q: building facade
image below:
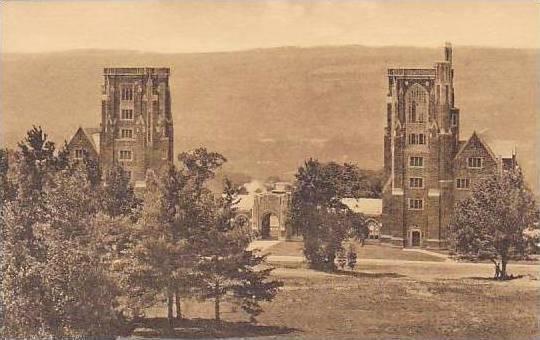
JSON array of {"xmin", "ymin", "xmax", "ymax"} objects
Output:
[
  {"xmin": 68, "ymin": 67, "xmax": 174, "ymax": 187},
  {"xmin": 381, "ymin": 43, "xmax": 516, "ymax": 249}
]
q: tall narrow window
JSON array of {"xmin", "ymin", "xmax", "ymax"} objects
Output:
[
  {"xmin": 408, "ymin": 199, "xmax": 424, "ymax": 210},
  {"xmin": 74, "ymin": 149, "xmax": 84, "ymax": 160},
  {"xmin": 409, "ymin": 156, "xmax": 424, "ymax": 167},
  {"xmin": 121, "ymin": 109, "xmax": 133, "ymax": 120},
  {"xmin": 409, "ymin": 177, "xmax": 424, "ymax": 188},
  {"xmin": 121, "ymin": 86, "xmax": 133, "ymax": 101},
  {"xmin": 409, "ymin": 101, "xmax": 417, "ymax": 122},
  {"xmin": 405, "ymin": 84, "xmax": 428, "ymax": 123}
]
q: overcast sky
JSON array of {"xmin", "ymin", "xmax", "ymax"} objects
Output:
[{"xmin": 1, "ymin": 0, "xmax": 539, "ymax": 53}]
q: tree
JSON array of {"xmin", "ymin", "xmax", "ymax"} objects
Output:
[
  {"xmin": 289, "ymin": 159, "xmax": 361, "ymax": 271},
  {"xmin": 196, "ymin": 179, "xmax": 282, "ymax": 322},
  {"xmin": 3, "ymin": 166, "xmax": 125, "ymax": 337},
  {"xmin": 101, "ymin": 164, "xmax": 141, "ymax": 219},
  {"xmin": 122, "ymin": 167, "xmax": 191, "ymax": 327},
  {"xmin": 449, "ymin": 168, "xmax": 540, "ymax": 280}
]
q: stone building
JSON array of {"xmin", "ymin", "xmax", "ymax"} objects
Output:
[
  {"xmin": 68, "ymin": 68, "xmax": 173, "ymax": 187},
  {"xmin": 252, "ymin": 182, "xmax": 293, "ymax": 239},
  {"xmin": 381, "ymin": 43, "xmax": 516, "ymax": 249}
]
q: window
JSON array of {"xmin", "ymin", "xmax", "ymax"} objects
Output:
[
  {"xmin": 456, "ymin": 178, "xmax": 470, "ymax": 189},
  {"xmin": 409, "ymin": 199, "xmax": 423, "ymax": 210},
  {"xmin": 408, "ymin": 101, "xmax": 417, "ymax": 123},
  {"xmin": 406, "ymin": 84, "xmax": 427, "ymax": 123},
  {"xmin": 121, "ymin": 109, "xmax": 133, "ymax": 120},
  {"xmin": 451, "ymin": 113, "xmax": 458, "ymax": 126},
  {"xmin": 408, "ymin": 133, "xmax": 426, "ymax": 145},
  {"xmin": 119, "ymin": 150, "xmax": 132, "ymax": 161},
  {"xmin": 121, "ymin": 86, "xmax": 133, "ymax": 101},
  {"xmin": 467, "ymin": 157, "xmax": 483, "ymax": 169},
  {"xmin": 409, "ymin": 177, "xmax": 424, "ymax": 188},
  {"xmin": 74, "ymin": 149, "xmax": 84, "ymax": 160},
  {"xmin": 409, "ymin": 156, "xmax": 424, "ymax": 167},
  {"xmin": 121, "ymin": 129, "xmax": 133, "ymax": 139}
]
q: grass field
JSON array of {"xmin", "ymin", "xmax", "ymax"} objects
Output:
[
  {"xmin": 265, "ymin": 240, "xmax": 448, "ymax": 262},
  {"xmin": 138, "ymin": 258, "xmax": 539, "ymax": 339}
]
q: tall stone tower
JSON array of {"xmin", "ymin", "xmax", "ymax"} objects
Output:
[
  {"xmin": 381, "ymin": 43, "xmax": 460, "ymax": 248},
  {"xmin": 100, "ymin": 68, "xmax": 173, "ymax": 186}
]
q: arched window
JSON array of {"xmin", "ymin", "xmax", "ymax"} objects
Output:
[{"xmin": 405, "ymin": 84, "xmax": 428, "ymax": 123}]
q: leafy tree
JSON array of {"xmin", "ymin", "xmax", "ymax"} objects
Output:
[
  {"xmin": 196, "ymin": 179, "xmax": 282, "ymax": 322},
  {"xmin": 449, "ymin": 168, "xmax": 539, "ymax": 280},
  {"xmin": 0, "ymin": 149, "xmax": 16, "ymax": 205},
  {"xmin": 3, "ymin": 166, "xmax": 125, "ymax": 337},
  {"xmin": 289, "ymin": 159, "xmax": 362, "ymax": 271},
  {"xmin": 101, "ymin": 164, "xmax": 141, "ymax": 219}
]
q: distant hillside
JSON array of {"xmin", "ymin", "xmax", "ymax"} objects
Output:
[{"xmin": 1, "ymin": 45, "xmax": 537, "ymax": 189}]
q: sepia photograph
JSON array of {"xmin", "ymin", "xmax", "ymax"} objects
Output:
[{"xmin": 0, "ymin": 0, "xmax": 539, "ymax": 339}]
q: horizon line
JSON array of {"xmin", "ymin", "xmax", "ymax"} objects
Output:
[{"xmin": 2, "ymin": 42, "xmax": 539, "ymax": 56}]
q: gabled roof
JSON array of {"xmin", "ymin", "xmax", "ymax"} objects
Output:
[
  {"xmin": 69, "ymin": 127, "xmax": 101, "ymax": 155},
  {"xmin": 454, "ymin": 131, "xmax": 497, "ymax": 163}
]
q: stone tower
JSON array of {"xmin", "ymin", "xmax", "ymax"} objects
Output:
[
  {"xmin": 100, "ymin": 68, "xmax": 173, "ymax": 186},
  {"xmin": 381, "ymin": 43, "xmax": 460, "ymax": 248}
]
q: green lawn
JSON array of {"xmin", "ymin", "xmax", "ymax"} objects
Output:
[{"xmin": 265, "ymin": 240, "xmax": 447, "ymax": 262}]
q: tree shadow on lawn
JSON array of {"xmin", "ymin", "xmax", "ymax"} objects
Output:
[
  {"xmin": 131, "ymin": 317, "xmax": 300, "ymax": 338},
  {"xmin": 332, "ymin": 269, "xmax": 405, "ymax": 279},
  {"xmin": 463, "ymin": 274, "xmax": 526, "ymax": 282}
]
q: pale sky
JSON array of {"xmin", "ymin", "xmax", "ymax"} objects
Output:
[{"xmin": 1, "ymin": 0, "xmax": 539, "ymax": 53}]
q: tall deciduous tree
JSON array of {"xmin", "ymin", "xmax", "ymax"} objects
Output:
[
  {"xmin": 449, "ymin": 168, "xmax": 539, "ymax": 280},
  {"xmin": 289, "ymin": 159, "xmax": 365, "ymax": 271}
]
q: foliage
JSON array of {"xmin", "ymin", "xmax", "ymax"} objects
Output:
[
  {"xmin": 289, "ymin": 159, "xmax": 367, "ymax": 271},
  {"xmin": 101, "ymin": 164, "xmax": 141, "ymax": 219},
  {"xmin": 346, "ymin": 244, "xmax": 357, "ymax": 270},
  {"xmin": 336, "ymin": 249, "xmax": 347, "ymax": 270},
  {"xmin": 2, "ymin": 166, "xmax": 125, "ymax": 337},
  {"xmin": 449, "ymin": 168, "xmax": 539, "ymax": 279},
  {"xmin": 196, "ymin": 179, "xmax": 282, "ymax": 322}
]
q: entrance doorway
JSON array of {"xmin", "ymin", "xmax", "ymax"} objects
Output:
[
  {"xmin": 411, "ymin": 230, "xmax": 421, "ymax": 247},
  {"xmin": 261, "ymin": 213, "xmax": 280, "ymax": 239}
]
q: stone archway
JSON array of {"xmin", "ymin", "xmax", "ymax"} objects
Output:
[
  {"xmin": 252, "ymin": 190, "xmax": 291, "ymax": 240},
  {"xmin": 261, "ymin": 211, "xmax": 280, "ymax": 239}
]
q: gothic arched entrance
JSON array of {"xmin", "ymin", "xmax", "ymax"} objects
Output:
[{"xmin": 261, "ymin": 212, "xmax": 280, "ymax": 239}]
